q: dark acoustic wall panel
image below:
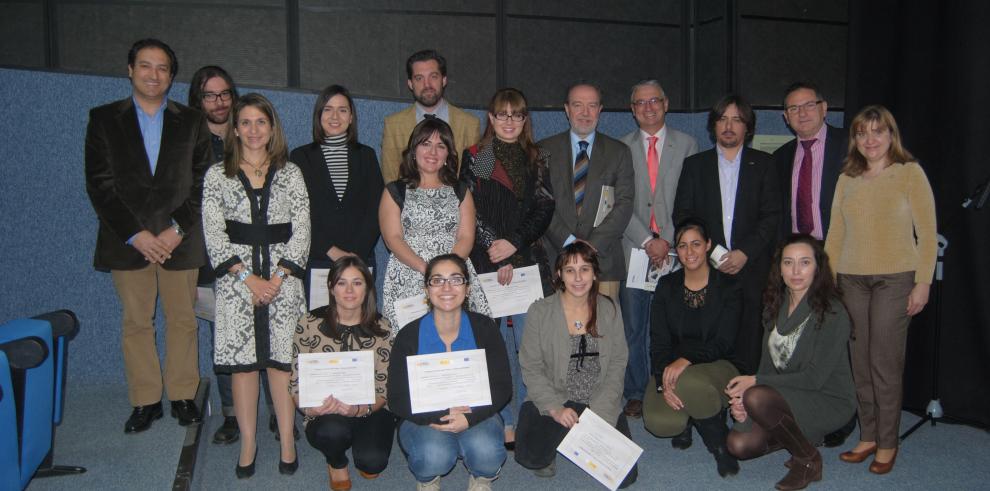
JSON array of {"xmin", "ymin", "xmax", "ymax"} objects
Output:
[
  {"xmin": 738, "ymin": 0, "xmax": 847, "ymax": 22},
  {"xmin": 507, "ymin": 0, "xmax": 680, "ymax": 24},
  {"xmin": 737, "ymin": 17, "xmax": 846, "ymax": 107},
  {"xmin": 506, "ymin": 17, "xmax": 681, "ymax": 110},
  {"xmin": 55, "ymin": 2, "xmax": 288, "ymax": 88},
  {"xmin": 0, "ymin": 1, "xmax": 45, "ymax": 68},
  {"xmin": 694, "ymin": 19, "xmax": 727, "ymax": 110},
  {"xmin": 298, "ymin": 6, "xmax": 496, "ymax": 106}
]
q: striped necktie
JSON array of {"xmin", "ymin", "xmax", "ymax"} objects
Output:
[{"xmin": 574, "ymin": 140, "xmax": 589, "ymax": 214}]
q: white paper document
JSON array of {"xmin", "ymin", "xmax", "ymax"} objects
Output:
[
  {"xmin": 626, "ymin": 248, "xmax": 681, "ymax": 292},
  {"xmin": 393, "ymin": 293, "xmax": 429, "ymax": 330},
  {"xmin": 557, "ymin": 408, "xmax": 644, "ymax": 491},
  {"xmin": 308, "ymin": 268, "xmax": 331, "ymax": 310},
  {"xmin": 297, "ymin": 351, "xmax": 376, "ymax": 407},
  {"xmin": 593, "ymin": 185, "xmax": 615, "ymax": 227},
  {"xmin": 709, "ymin": 244, "xmax": 730, "ymax": 268},
  {"xmin": 406, "ymin": 349, "xmax": 492, "ymax": 414},
  {"xmin": 477, "ymin": 265, "xmax": 545, "ymax": 318},
  {"xmin": 194, "ymin": 286, "xmax": 215, "ymax": 322}
]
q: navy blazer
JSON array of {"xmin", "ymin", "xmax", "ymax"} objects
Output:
[{"xmin": 772, "ymin": 124, "xmax": 848, "ymax": 240}]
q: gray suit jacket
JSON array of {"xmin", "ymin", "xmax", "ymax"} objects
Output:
[
  {"xmin": 538, "ymin": 130, "xmax": 635, "ymax": 281},
  {"xmin": 620, "ymin": 127, "xmax": 698, "ymax": 267},
  {"xmin": 520, "ymin": 293, "xmax": 629, "ymax": 426}
]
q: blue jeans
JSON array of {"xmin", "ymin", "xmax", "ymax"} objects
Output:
[
  {"xmin": 398, "ymin": 416, "xmax": 506, "ymax": 482},
  {"xmin": 373, "ymin": 237, "xmax": 389, "ymax": 312},
  {"xmin": 498, "ymin": 314, "xmax": 527, "ymax": 428},
  {"xmin": 619, "ymin": 283, "xmax": 653, "ymax": 401}
]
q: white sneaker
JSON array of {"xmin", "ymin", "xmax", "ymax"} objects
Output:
[
  {"xmin": 417, "ymin": 476, "xmax": 441, "ymax": 491},
  {"xmin": 467, "ymin": 474, "xmax": 495, "ymax": 491}
]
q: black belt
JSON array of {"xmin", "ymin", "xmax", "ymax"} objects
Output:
[{"xmin": 225, "ymin": 220, "xmax": 292, "ymax": 246}]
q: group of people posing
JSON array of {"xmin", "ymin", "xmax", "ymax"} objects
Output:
[{"xmin": 84, "ymin": 39, "xmax": 936, "ymax": 491}]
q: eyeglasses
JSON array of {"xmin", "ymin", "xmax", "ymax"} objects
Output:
[
  {"xmin": 493, "ymin": 112, "xmax": 526, "ymax": 122},
  {"xmin": 632, "ymin": 97, "xmax": 665, "ymax": 108},
  {"xmin": 427, "ymin": 275, "xmax": 468, "ymax": 287},
  {"xmin": 785, "ymin": 100, "xmax": 822, "ymax": 114},
  {"xmin": 202, "ymin": 90, "xmax": 233, "ymax": 103}
]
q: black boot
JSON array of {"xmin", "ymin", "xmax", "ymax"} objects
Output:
[
  {"xmin": 671, "ymin": 418, "xmax": 693, "ymax": 450},
  {"xmin": 766, "ymin": 413, "xmax": 822, "ymax": 491},
  {"xmin": 695, "ymin": 409, "xmax": 739, "ymax": 478},
  {"xmin": 823, "ymin": 413, "xmax": 857, "ymax": 448}
]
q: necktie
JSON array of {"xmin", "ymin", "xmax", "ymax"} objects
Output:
[
  {"xmin": 647, "ymin": 136, "xmax": 660, "ymax": 233},
  {"xmin": 796, "ymin": 139, "xmax": 817, "ymax": 235},
  {"xmin": 574, "ymin": 140, "xmax": 589, "ymax": 214}
]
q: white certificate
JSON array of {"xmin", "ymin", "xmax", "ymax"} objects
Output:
[
  {"xmin": 593, "ymin": 185, "xmax": 615, "ymax": 227},
  {"xmin": 406, "ymin": 349, "xmax": 492, "ymax": 414},
  {"xmin": 477, "ymin": 265, "xmax": 544, "ymax": 318},
  {"xmin": 394, "ymin": 293, "xmax": 429, "ymax": 330},
  {"xmin": 626, "ymin": 248, "xmax": 681, "ymax": 292},
  {"xmin": 297, "ymin": 351, "xmax": 376, "ymax": 407},
  {"xmin": 557, "ymin": 408, "xmax": 644, "ymax": 491},
  {"xmin": 194, "ymin": 286, "xmax": 215, "ymax": 322},
  {"xmin": 308, "ymin": 268, "xmax": 331, "ymax": 310}
]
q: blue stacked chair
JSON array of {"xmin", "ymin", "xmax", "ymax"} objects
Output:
[
  {"xmin": 0, "ymin": 310, "xmax": 84, "ymax": 490},
  {"xmin": 0, "ymin": 334, "xmax": 51, "ymax": 491}
]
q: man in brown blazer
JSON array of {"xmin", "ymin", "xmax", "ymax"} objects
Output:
[
  {"xmin": 379, "ymin": 49, "xmax": 480, "ymax": 183},
  {"xmin": 84, "ymin": 39, "xmax": 212, "ymax": 433}
]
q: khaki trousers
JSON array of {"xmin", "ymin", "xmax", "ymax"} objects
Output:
[
  {"xmin": 111, "ymin": 264, "xmax": 199, "ymax": 405},
  {"xmin": 839, "ymin": 271, "xmax": 915, "ymax": 448},
  {"xmin": 642, "ymin": 359, "xmax": 739, "ymax": 437}
]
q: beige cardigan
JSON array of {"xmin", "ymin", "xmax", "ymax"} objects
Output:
[{"xmin": 519, "ymin": 292, "xmax": 629, "ymax": 426}]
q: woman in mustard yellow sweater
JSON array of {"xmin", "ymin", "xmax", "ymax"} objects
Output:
[{"xmin": 824, "ymin": 105, "xmax": 936, "ymax": 475}]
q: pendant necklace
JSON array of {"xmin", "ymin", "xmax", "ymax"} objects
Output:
[{"xmin": 242, "ymin": 157, "xmax": 268, "ymax": 177}]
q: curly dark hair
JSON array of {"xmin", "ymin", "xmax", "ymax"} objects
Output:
[
  {"xmin": 762, "ymin": 234, "xmax": 843, "ymax": 329},
  {"xmin": 398, "ymin": 118, "xmax": 460, "ymax": 188}
]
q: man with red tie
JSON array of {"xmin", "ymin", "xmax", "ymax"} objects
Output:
[
  {"xmin": 618, "ymin": 80, "xmax": 698, "ymax": 419},
  {"xmin": 773, "ymin": 81, "xmax": 848, "ymax": 241}
]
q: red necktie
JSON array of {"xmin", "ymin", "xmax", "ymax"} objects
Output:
[
  {"xmin": 647, "ymin": 136, "xmax": 660, "ymax": 233},
  {"xmin": 796, "ymin": 139, "xmax": 817, "ymax": 235}
]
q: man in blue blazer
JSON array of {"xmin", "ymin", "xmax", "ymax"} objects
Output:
[{"xmin": 673, "ymin": 95, "xmax": 781, "ymax": 376}]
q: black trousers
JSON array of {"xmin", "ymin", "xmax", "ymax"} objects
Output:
[
  {"xmin": 515, "ymin": 400, "xmax": 638, "ymax": 487},
  {"xmin": 304, "ymin": 409, "xmax": 396, "ymax": 472}
]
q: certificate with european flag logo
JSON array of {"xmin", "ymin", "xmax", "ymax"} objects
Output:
[
  {"xmin": 407, "ymin": 349, "xmax": 491, "ymax": 413},
  {"xmin": 298, "ymin": 351, "xmax": 375, "ymax": 407},
  {"xmin": 557, "ymin": 408, "xmax": 643, "ymax": 490}
]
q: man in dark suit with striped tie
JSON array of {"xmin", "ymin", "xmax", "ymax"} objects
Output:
[{"xmin": 539, "ymin": 82, "xmax": 635, "ymax": 298}]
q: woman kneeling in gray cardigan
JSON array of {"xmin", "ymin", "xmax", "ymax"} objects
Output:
[
  {"xmin": 725, "ymin": 235, "xmax": 856, "ymax": 491},
  {"xmin": 514, "ymin": 241, "xmax": 636, "ymax": 488}
]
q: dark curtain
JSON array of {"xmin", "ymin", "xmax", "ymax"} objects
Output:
[{"xmin": 846, "ymin": 1, "xmax": 990, "ymax": 427}]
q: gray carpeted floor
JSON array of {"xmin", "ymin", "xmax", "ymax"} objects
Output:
[{"xmin": 25, "ymin": 383, "xmax": 990, "ymax": 490}]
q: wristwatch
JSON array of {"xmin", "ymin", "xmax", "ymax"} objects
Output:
[
  {"xmin": 275, "ymin": 269, "xmax": 288, "ymax": 280},
  {"xmin": 237, "ymin": 268, "xmax": 251, "ymax": 282},
  {"xmin": 172, "ymin": 222, "xmax": 185, "ymax": 237}
]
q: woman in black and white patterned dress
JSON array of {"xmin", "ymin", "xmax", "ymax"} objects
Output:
[
  {"xmin": 378, "ymin": 118, "xmax": 491, "ymax": 336},
  {"xmin": 203, "ymin": 93, "xmax": 310, "ymax": 478}
]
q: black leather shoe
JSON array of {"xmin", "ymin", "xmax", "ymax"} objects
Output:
[
  {"xmin": 170, "ymin": 399, "xmax": 203, "ymax": 426},
  {"xmin": 271, "ymin": 414, "xmax": 300, "ymax": 441},
  {"xmin": 124, "ymin": 402, "xmax": 163, "ymax": 433},
  {"xmin": 235, "ymin": 448, "xmax": 257, "ymax": 479},
  {"xmin": 824, "ymin": 414, "xmax": 858, "ymax": 448},
  {"xmin": 672, "ymin": 419, "xmax": 694, "ymax": 450},
  {"xmin": 213, "ymin": 416, "xmax": 240, "ymax": 444}
]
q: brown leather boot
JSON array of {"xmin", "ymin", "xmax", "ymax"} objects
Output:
[{"xmin": 767, "ymin": 414, "xmax": 822, "ymax": 491}]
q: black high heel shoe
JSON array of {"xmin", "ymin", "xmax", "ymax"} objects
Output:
[
  {"xmin": 236, "ymin": 447, "xmax": 258, "ymax": 479},
  {"xmin": 279, "ymin": 445, "xmax": 299, "ymax": 475}
]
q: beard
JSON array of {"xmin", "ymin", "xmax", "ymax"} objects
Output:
[{"xmin": 414, "ymin": 88, "xmax": 443, "ymax": 108}]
